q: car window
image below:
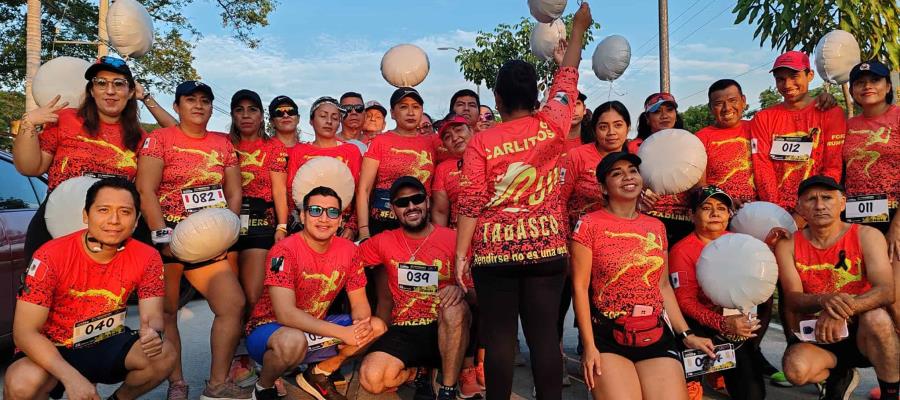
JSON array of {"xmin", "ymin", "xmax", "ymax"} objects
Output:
[
  {"xmin": 0, "ymin": 160, "xmax": 40, "ymax": 210},
  {"xmin": 30, "ymin": 177, "xmax": 48, "ymax": 203}
]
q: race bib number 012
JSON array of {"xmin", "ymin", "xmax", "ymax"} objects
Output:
[
  {"xmin": 682, "ymin": 343, "xmax": 736, "ymax": 378},
  {"xmin": 770, "ymin": 136, "xmax": 813, "ymax": 161},
  {"xmin": 181, "ymin": 184, "xmax": 226, "ymax": 214},
  {"xmin": 304, "ymin": 332, "xmax": 341, "ymax": 352},
  {"xmin": 845, "ymin": 194, "xmax": 889, "ymax": 223},
  {"xmin": 72, "ymin": 308, "xmax": 126, "ymax": 349},
  {"xmin": 398, "ymin": 263, "xmax": 438, "ymax": 293}
]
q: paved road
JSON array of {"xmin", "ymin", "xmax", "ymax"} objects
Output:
[{"xmin": 1, "ymin": 300, "xmax": 878, "ymax": 399}]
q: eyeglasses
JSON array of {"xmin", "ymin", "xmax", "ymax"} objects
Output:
[
  {"xmin": 273, "ymin": 107, "xmax": 298, "ymax": 118},
  {"xmin": 392, "ymin": 193, "xmax": 426, "ymax": 207},
  {"xmin": 91, "ymin": 77, "xmax": 130, "ymax": 91},
  {"xmin": 480, "ymin": 113, "xmax": 494, "ymax": 122},
  {"xmin": 306, "ymin": 205, "xmax": 341, "ymax": 219},
  {"xmin": 344, "ymin": 105, "xmax": 365, "ymax": 114}
]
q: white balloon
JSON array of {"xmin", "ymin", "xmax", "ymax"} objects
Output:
[
  {"xmin": 291, "ymin": 157, "xmax": 356, "ymax": 211},
  {"xmin": 32, "ymin": 57, "xmax": 91, "ymax": 108},
  {"xmin": 45, "ymin": 176, "xmax": 99, "ymax": 238},
  {"xmin": 107, "ymin": 0, "xmax": 155, "ymax": 57},
  {"xmin": 730, "ymin": 201, "xmax": 798, "ymax": 242},
  {"xmin": 530, "ymin": 20, "xmax": 567, "ymax": 61},
  {"xmin": 636, "ymin": 129, "xmax": 707, "ymax": 195},
  {"xmin": 696, "ymin": 233, "xmax": 778, "ymax": 312},
  {"xmin": 592, "ymin": 35, "xmax": 631, "ymax": 81},
  {"xmin": 170, "ymin": 208, "xmax": 240, "ymax": 264},
  {"xmin": 528, "ymin": 0, "xmax": 567, "ymax": 23},
  {"xmin": 814, "ymin": 30, "xmax": 861, "ymax": 85},
  {"xmin": 381, "ymin": 44, "xmax": 430, "ymax": 87}
]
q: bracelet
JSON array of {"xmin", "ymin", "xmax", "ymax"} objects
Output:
[{"xmin": 358, "ymin": 225, "xmax": 368, "ymax": 229}]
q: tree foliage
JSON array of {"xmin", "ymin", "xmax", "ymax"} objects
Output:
[
  {"xmin": 681, "ymin": 104, "xmax": 714, "ymax": 133},
  {"xmin": 0, "ymin": 90, "xmax": 24, "ymax": 151},
  {"xmin": 452, "ymin": 15, "xmax": 601, "ymax": 91},
  {"xmin": 1, "ymin": 0, "xmax": 276, "ymax": 91},
  {"xmin": 732, "ymin": 0, "xmax": 900, "ymax": 67}
]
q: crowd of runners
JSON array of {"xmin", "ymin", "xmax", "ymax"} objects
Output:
[{"xmin": 3, "ymin": 3, "xmax": 899, "ymax": 400}]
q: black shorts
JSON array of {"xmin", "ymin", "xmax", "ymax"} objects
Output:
[
  {"xmin": 368, "ymin": 322, "xmax": 441, "ymax": 368},
  {"xmin": 161, "ymin": 243, "xmax": 237, "ymax": 271},
  {"xmin": 788, "ymin": 322, "xmax": 872, "ymax": 369},
  {"xmin": 234, "ymin": 234, "xmax": 275, "ymax": 251},
  {"xmin": 14, "ymin": 328, "xmax": 139, "ymax": 399},
  {"xmin": 592, "ymin": 321, "xmax": 681, "ymax": 363}
]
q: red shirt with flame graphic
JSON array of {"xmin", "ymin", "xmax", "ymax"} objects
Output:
[
  {"xmin": 432, "ymin": 158, "xmax": 464, "ymax": 227},
  {"xmin": 364, "ymin": 132, "xmax": 436, "ymax": 193},
  {"xmin": 844, "ymin": 105, "xmax": 900, "ymax": 209},
  {"xmin": 669, "ymin": 232, "xmax": 729, "ymax": 332},
  {"xmin": 19, "ymin": 231, "xmax": 164, "ymax": 347},
  {"xmin": 458, "ymin": 67, "xmax": 578, "ymax": 267},
  {"xmin": 696, "ymin": 121, "xmax": 757, "ymax": 202},
  {"xmin": 237, "ymin": 137, "xmax": 287, "ymax": 202},
  {"xmin": 560, "ymin": 143, "xmax": 605, "ymax": 230},
  {"xmin": 792, "ymin": 224, "xmax": 870, "ymax": 296}
]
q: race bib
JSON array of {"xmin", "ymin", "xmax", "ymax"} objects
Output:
[
  {"xmin": 682, "ymin": 343, "xmax": 736, "ymax": 378},
  {"xmin": 845, "ymin": 194, "xmax": 889, "ymax": 223},
  {"xmin": 398, "ymin": 263, "xmax": 438, "ymax": 293},
  {"xmin": 72, "ymin": 308, "xmax": 126, "ymax": 349},
  {"xmin": 83, "ymin": 172, "xmax": 128, "ymax": 180},
  {"xmin": 181, "ymin": 184, "xmax": 226, "ymax": 214},
  {"xmin": 304, "ymin": 332, "xmax": 341, "ymax": 352},
  {"xmin": 770, "ymin": 136, "xmax": 813, "ymax": 161}
]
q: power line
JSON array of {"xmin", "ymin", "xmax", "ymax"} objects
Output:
[
  {"xmin": 677, "ymin": 60, "xmax": 772, "ymax": 102},
  {"xmin": 669, "ymin": 4, "xmax": 732, "ymax": 50}
]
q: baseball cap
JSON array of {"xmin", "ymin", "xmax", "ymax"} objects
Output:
[
  {"xmin": 175, "ymin": 81, "xmax": 214, "ymax": 101},
  {"xmin": 309, "ymin": 96, "xmax": 345, "ymax": 119},
  {"xmin": 438, "ymin": 114, "xmax": 469, "ymax": 138},
  {"xmin": 770, "ymin": 51, "xmax": 811, "ymax": 73},
  {"xmin": 85, "ymin": 56, "xmax": 134, "ymax": 82},
  {"xmin": 230, "ymin": 89, "xmax": 262, "ymax": 111},
  {"xmin": 849, "ymin": 60, "xmax": 891, "ymax": 84},
  {"xmin": 389, "ymin": 176, "xmax": 426, "ymax": 200},
  {"xmin": 644, "ymin": 92, "xmax": 678, "ymax": 113},
  {"xmin": 595, "ymin": 152, "xmax": 642, "ymax": 183},
  {"xmin": 797, "ymin": 175, "xmax": 844, "ymax": 196},
  {"xmin": 268, "ymin": 95, "xmax": 298, "ymax": 117},
  {"xmin": 689, "ymin": 185, "xmax": 734, "ymax": 211},
  {"xmin": 390, "ymin": 87, "xmax": 424, "ymax": 108},
  {"xmin": 578, "ymin": 91, "xmax": 587, "ymax": 102},
  {"xmin": 365, "ymin": 100, "xmax": 387, "ymax": 116},
  {"xmin": 449, "ymin": 89, "xmax": 480, "ymax": 112}
]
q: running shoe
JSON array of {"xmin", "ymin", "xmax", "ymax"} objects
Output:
[
  {"xmin": 200, "ymin": 381, "xmax": 253, "ymax": 400},
  {"xmin": 329, "ymin": 370, "xmax": 348, "ymax": 387},
  {"xmin": 768, "ymin": 371, "xmax": 793, "ymax": 387},
  {"xmin": 458, "ymin": 367, "xmax": 483, "ymax": 399},
  {"xmin": 686, "ymin": 381, "xmax": 703, "ymax": 400},
  {"xmin": 413, "ymin": 369, "xmax": 436, "ymax": 400},
  {"xmin": 819, "ymin": 367, "xmax": 859, "ymax": 400},
  {"xmin": 437, "ymin": 386, "xmax": 459, "ymax": 400},
  {"xmin": 296, "ymin": 368, "xmax": 345, "ymax": 400},
  {"xmin": 167, "ymin": 381, "xmax": 189, "ymax": 400},
  {"xmin": 251, "ymin": 385, "xmax": 280, "ymax": 400},
  {"xmin": 230, "ymin": 354, "xmax": 259, "ymax": 388}
]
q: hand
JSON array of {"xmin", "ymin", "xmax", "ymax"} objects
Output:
[
  {"xmin": 815, "ymin": 314, "xmax": 848, "ymax": 344},
  {"xmin": 552, "ymin": 38, "xmax": 568, "ymax": 65},
  {"xmin": 572, "ymin": 1, "xmax": 593, "ymax": 31},
  {"xmin": 764, "ymin": 227, "xmax": 791, "ymax": 249},
  {"xmin": 134, "ymin": 81, "xmax": 147, "ymax": 101},
  {"xmin": 455, "ymin": 255, "xmax": 470, "ymax": 294},
  {"xmin": 683, "ymin": 334, "xmax": 716, "ymax": 358},
  {"xmin": 22, "ymin": 95, "xmax": 69, "ymax": 126},
  {"xmin": 139, "ymin": 314, "xmax": 164, "ymax": 359},
  {"xmin": 819, "ymin": 293, "xmax": 857, "ymax": 320},
  {"xmin": 887, "ymin": 223, "xmax": 900, "ymax": 261},
  {"xmin": 62, "ymin": 374, "xmax": 100, "ymax": 400},
  {"xmin": 335, "ymin": 324, "xmax": 362, "ymax": 347},
  {"xmin": 351, "ymin": 317, "xmax": 376, "ymax": 346},
  {"xmin": 640, "ymin": 189, "xmax": 660, "ymax": 212},
  {"xmin": 814, "ymin": 90, "xmax": 838, "ymax": 111},
  {"xmin": 437, "ymin": 285, "xmax": 465, "ymax": 308},
  {"xmin": 724, "ymin": 313, "xmax": 760, "ymax": 338},
  {"xmin": 274, "ymin": 229, "xmax": 287, "ymax": 242},
  {"xmin": 581, "ymin": 344, "xmax": 603, "ymax": 389}
]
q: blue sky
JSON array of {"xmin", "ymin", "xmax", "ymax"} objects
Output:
[{"xmin": 150, "ymin": 0, "xmax": 827, "ymax": 139}]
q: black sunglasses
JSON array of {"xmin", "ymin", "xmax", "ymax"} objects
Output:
[
  {"xmin": 306, "ymin": 205, "xmax": 341, "ymax": 219},
  {"xmin": 273, "ymin": 107, "xmax": 298, "ymax": 118},
  {"xmin": 392, "ymin": 193, "xmax": 426, "ymax": 208},
  {"xmin": 344, "ymin": 104, "xmax": 365, "ymax": 114}
]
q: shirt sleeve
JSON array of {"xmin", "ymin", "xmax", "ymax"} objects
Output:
[
  {"xmin": 538, "ymin": 67, "xmax": 579, "ymax": 136},
  {"xmin": 669, "ymin": 241, "xmax": 726, "ymax": 332},
  {"xmin": 559, "ymin": 152, "xmax": 576, "ymax": 213},
  {"xmin": 264, "ymin": 244, "xmax": 296, "ymax": 289},
  {"xmin": 820, "ymin": 107, "xmax": 846, "ymax": 182},
  {"xmin": 139, "ymin": 131, "xmax": 166, "ymax": 159},
  {"xmin": 38, "ymin": 120, "xmax": 62, "ymax": 156},
  {"xmin": 268, "ymin": 140, "xmax": 288, "ymax": 174},
  {"xmin": 17, "ymin": 250, "xmax": 58, "ymax": 308},
  {"xmin": 363, "ymin": 136, "xmax": 385, "ymax": 161},
  {"xmin": 221, "ymin": 139, "xmax": 239, "ymax": 168},
  {"xmin": 432, "ymin": 162, "xmax": 447, "ymax": 193},
  {"xmin": 357, "ymin": 236, "xmax": 383, "ymax": 267},
  {"xmin": 345, "ymin": 251, "xmax": 367, "ymax": 292},
  {"xmin": 457, "ymin": 135, "xmax": 489, "ymax": 218},
  {"xmin": 570, "ymin": 214, "xmax": 595, "ymax": 249},
  {"xmin": 749, "ymin": 112, "xmax": 779, "ymax": 205},
  {"xmin": 137, "ymin": 251, "xmax": 165, "ymax": 299}
]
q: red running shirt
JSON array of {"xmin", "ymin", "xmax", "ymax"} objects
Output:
[
  {"xmin": 695, "ymin": 121, "xmax": 757, "ymax": 202},
  {"xmin": 560, "ymin": 143, "xmax": 606, "ymax": 230},
  {"xmin": 247, "ymin": 234, "xmax": 365, "ymax": 332},
  {"xmin": 750, "ymin": 103, "xmax": 845, "ymax": 211},
  {"xmin": 571, "ymin": 209, "xmax": 668, "ymax": 319},
  {"xmin": 669, "ymin": 232, "xmax": 729, "ymax": 332},
  {"xmin": 844, "ymin": 105, "xmax": 900, "ymax": 210},
  {"xmin": 18, "ymin": 231, "xmax": 164, "ymax": 347},
  {"xmin": 39, "ymin": 108, "xmax": 144, "ymax": 190},
  {"xmin": 140, "ymin": 127, "xmax": 238, "ymax": 225},
  {"xmin": 364, "ymin": 132, "xmax": 436, "ymax": 220},
  {"xmin": 432, "ymin": 159, "xmax": 464, "ymax": 227},
  {"xmin": 237, "ymin": 137, "xmax": 287, "ymax": 202},
  {"xmin": 457, "ymin": 67, "xmax": 578, "ymax": 267},
  {"xmin": 792, "ymin": 224, "xmax": 870, "ymax": 296},
  {"xmin": 563, "ymin": 136, "xmax": 582, "ymax": 155},
  {"xmin": 358, "ymin": 225, "xmax": 459, "ymax": 326}
]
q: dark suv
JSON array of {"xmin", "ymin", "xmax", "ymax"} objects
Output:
[{"xmin": 0, "ymin": 150, "xmax": 47, "ymax": 353}]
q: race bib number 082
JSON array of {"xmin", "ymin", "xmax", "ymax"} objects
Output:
[{"xmin": 181, "ymin": 184, "xmax": 226, "ymax": 214}]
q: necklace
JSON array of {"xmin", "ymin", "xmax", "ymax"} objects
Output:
[{"xmin": 400, "ymin": 224, "xmax": 434, "ymax": 262}]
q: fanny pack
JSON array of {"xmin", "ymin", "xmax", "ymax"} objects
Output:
[{"xmin": 611, "ymin": 313, "xmax": 664, "ymax": 348}]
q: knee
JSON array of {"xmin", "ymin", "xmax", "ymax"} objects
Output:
[
  {"xmin": 440, "ymin": 301, "xmax": 471, "ymax": 329},
  {"xmin": 154, "ymin": 341, "xmax": 178, "ymax": 378},
  {"xmin": 213, "ymin": 295, "xmax": 246, "ymax": 318},
  {"xmin": 272, "ymin": 329, "xmax": 308, "ymax": 365},
  {"xmin": 859, "ymin": 308, "xmax": 896, "ymax": 341},
  {"xmin": 782, "ymin": 354, "xmax": 813, "ymax": 385},
  {"xmin": 4, "ymin": 364, "xmax": 45, "ymax": 399},
  {"xmin": 359, "ymin": 360, "xmax": 386, "ymax": 394}
]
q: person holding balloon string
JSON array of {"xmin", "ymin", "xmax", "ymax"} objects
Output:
[
  {"xmin": 136, "ymin": 81, "xmax": 251, "ymax": 400},
  {"xmin": 268, "ymin": 95, "xmax": 302, "ymax": 149},
  {"xmin": 570, "ymin": 151, "xmax": 716, "ymax": 400},
  {"xmin": 14, "ymin": 56, "xmax": 177, "ymax": 262}
]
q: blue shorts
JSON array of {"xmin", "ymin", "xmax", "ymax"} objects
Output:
[{"xmin": 247, "ymin": 314, "xmax": 352, "ymax": 365}]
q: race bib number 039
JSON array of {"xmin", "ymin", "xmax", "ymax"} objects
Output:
[
  {"xmin": 682, "ymin": 343, "xmax": 736, "ymax": 378},
  {"xmin": 72, "ymin": 308, "xmax": 126, "ymax": 349},
  {"xmin": 181, "ymin": 184, "xmax": 226, "ymax": 214},
  {"xmin": 304, "ymin": 332, "xmax": 341, "ymax": 352},
  {"xmin": 770, "ymin": 136, "xmax": 813, "ymax": 161},
  {"xmin": 845, "ymin": 194, "xmax": 889, "ymax": 223},
  {"xmin": 398, "ymin": 263, "xmax": 438, "ymax": 293}
]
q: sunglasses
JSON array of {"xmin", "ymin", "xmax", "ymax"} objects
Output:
[
  {"xmin": 417, "ymin": 123, "xmax": 434, "ymax": 133},
  {"xmin": 480, "ymin": 113, "xmax": 494, "ymax": 122},
  {"xmin": 273, "ymin": 107, "xmax": 298, "ymax": 118},
  {"xmin": 306, "ymin": 205, "xmax": 341, "ymax": 219},
  {"xmin": 344, "ymin": 104, "xmax": 365, "ymax": 114},
  {"xmin": 91, "ymin": 77, "xmax": 130, "ymax": 91},
  {"xmin": 392, "ymin": 193, "xmax": 426, "ymax": 207}
]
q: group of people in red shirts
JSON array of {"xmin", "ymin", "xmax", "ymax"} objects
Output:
[{"xmin": 4, "ymin": 2, "xmax": 899, "ymax": 400}]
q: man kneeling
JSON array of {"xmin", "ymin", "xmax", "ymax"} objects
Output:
[
  {"xmin": 775, "ymin": 176, "xmax": 899, "ymax": 400},
  {"xmin": 4, "ymin": 178, "xmax": 175, "ymax": 400},
  {"xmin": 246, "ymin": 186, "xmax": 385, "ymax": 400}
]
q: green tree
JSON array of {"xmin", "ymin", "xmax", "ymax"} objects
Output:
[
  {"xmin": 451, "ymin": 15, "xmax": 601, "ymax": 91},
  {"xmin": 0, "ymin": 91, "xmax": 24, "ymax": 151},
  {"xmin": 2, "ymin": 0, "xmax": 277, "ymax": 92},
  {"xmin": 681, "ymin": 104, "xmax": 714, "ymax": 133}
]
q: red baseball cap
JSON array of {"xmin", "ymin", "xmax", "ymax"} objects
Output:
[
  {"xmin": 644, "ymin": 92, "xmax": 678, "ymax": 113},
  {"xmin": 770, "ymin": 51, "xmax": 810, "ymax": 72},
  {"xmin": 438, "ymin": 114, "xmax": 469, "ymax": 138}
]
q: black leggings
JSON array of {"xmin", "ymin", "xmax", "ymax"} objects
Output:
[{"xmin": 473, "ymin": 259, "xmax": 566, "ymax": 400}]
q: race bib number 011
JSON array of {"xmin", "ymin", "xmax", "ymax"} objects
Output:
[
  {"xmin": 682, "ymin": 343, "xmax": 736, "ymax": 378},
  {"xmin": 770, "ymin": 136, "xmax": 813, "ymax": 161},
  {"xmin": 845, "ymin": 194, "xmax": 889, "ymax": 223},
  {"xmin": 72, "ymin": 308, "xmax": 126, "ymax": 349},
  {"xmin": 304, "ymin": 332, "xmax": 341, "ymax": 352},
  {"xmin": 181, "ymin": 184, "xmax": 226, "ymax": 214},
  {"xmin": 398, "ymin": 263, "xmax": 438, "ymax": 293}
]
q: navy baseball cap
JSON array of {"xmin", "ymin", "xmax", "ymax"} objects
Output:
[
  {"xmin": 390, "ymin": 87, "xmax": 424, "ymax": 108},
  {"xmin": 175, "ymin": 81, "xmax": 214, "ymax": 101},
  {"xmin": 230, "ymin": 89, "xmax": 262, "ymax": 110},
  {"xmin": 797, "ymin": 175, "xmax": 845, "ymax": 196},
  {"xmin": 849, "ymin": 60, "xmax": 891, "ymax": 84},
  {"xmin": 389, "ymin": 176, "xmax": 426, "ymax": 200},
  {"xmin": 595, "ymin": 152, "xmax": 642, "ymax": 183}
]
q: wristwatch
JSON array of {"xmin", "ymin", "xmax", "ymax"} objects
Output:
[{"xmin": 678, "ymin": 329, "xmax": 694, "ymax": 340}]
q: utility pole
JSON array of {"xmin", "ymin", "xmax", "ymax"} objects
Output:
[
  {"xmin": 658, "ymin": 0, "xmax": 670, "ymax": 93},
  {"xmin": 98, "ymin": 0, "xmax": 109, "ymax": 56},
  {"xmin": 25, "ymin": 0, "xmax": 41, "ymax": 112}
]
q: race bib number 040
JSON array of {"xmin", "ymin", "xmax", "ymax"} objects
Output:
[
  {"xmin": 682, "ymin": 343, "xmax": 736, "ymax": 378},
  {"xmin": 72, "ymin": 308, "xmax": 126, "ymax": 349},
  {"xmin": 398, "ymin": 263, "xmax": 438, "ymax": 293},
  {"xmin": 181, "ymin": 184, "xmax": 226, "ymax": 214},
  {"xmin": 770, "ymin": 136, "xmax": 813, "ymax": 161},
  {"xmin": 304, "ymin": 332, "xmax": 341, "ymax": 352},
  {"xmin": 845, "ymin": 194, "xmax": 889, "ymax": 223}
]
